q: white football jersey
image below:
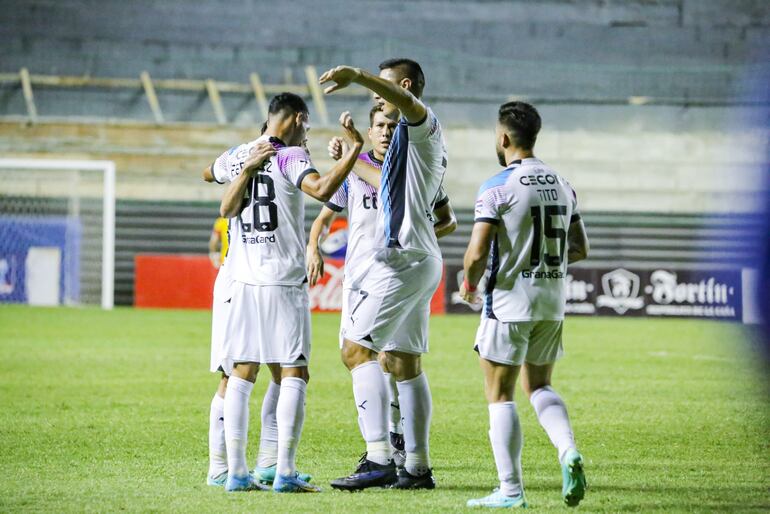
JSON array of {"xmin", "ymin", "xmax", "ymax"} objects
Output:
[
  {"xmin": 474, "ymin": 158, "xmax": 580, "ymax": 321},
  {"xmin": 327, "ymin": 150, "xmax": 450, "ymax": 284},
  {"xmin": 377, "ymin": 107, "xmax": 448, "ymax": 257},
  {"xmin": 212, "ymin": 136, "xmax": 317, "ymax": 286}
]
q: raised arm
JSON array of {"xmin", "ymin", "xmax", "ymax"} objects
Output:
[
  {"xmin": 306, "ymin": 206, "xmax": 337, "ymax": 286},
  {"xmin": 567, "ymin": 218, "xmax": 590, "ymax": 263},
  {"xmin": 300, "ymin": 112, "xmax": 364, "ymax": 202},
  {"xmin": 353, "ymin": 159, "xmax": 382, "ymax": 189},
  {"xmin": 329, "ymin": 135, "xmax": 382, "ymax": 190},
  {"xmin": 219, "ymin": 141, "xmax": 276, "ymax": 218},
  {"xmin": 460, "ymin": 221, "xmax": 498, "ymax": 303},
  {"xmin": 319, "ymin": 66, "xmax": 427, "ymax": 124}
]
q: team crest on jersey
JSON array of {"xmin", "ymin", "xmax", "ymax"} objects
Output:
[{"xmin": 596, "ymin": 268, "xmax": 644, "ymax": 314}]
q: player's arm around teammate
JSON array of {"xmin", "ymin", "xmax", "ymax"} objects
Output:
[{"xmin": 220, "ymin": 141, "xmax": 277, "ymax": 218}]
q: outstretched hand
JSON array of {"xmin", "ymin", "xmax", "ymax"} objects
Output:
[
  {"xmin": 319, "ymin": 66, "xmax": 360, "ymax": 94},
  {"xmin": 338, "ymin": 111, "xmax": 364, "ymax": 147}
]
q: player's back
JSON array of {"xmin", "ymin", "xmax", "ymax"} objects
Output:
[
  {"xmin": 475, "ymin": 158, "xmax": 579, "ymax": 321},
  {"xmin": 217, "ymin": 139, "xmax": 316, "ymax": 286},
  {"xmin": 377, "ymin": 107, "xmax": 447, "ymax": 258}
]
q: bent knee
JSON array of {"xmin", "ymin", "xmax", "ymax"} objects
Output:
[
  {"xmin": 340, "ymin": 341, "xmax": 376, "ymax": 370},
  {"xmin": 386, "ymin": 351, "xmax": 421, "ymax": 381}
]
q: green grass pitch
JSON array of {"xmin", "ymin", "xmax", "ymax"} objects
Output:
[{"xmin": 0, "ymin": 305, "xmax": 768, "ymax": 512}]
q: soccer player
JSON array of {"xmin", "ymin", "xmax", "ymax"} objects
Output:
[
  {"xmin": 203, "ymin": 129, "xmax": 310, "ymax": 489},
  {"xmin": 306, "ymin": 104, "xmax": 457, "ymax": 470},
  {"xmin": 319, "ymin": 58, "xmax": 448, "ymax": 490},
  {"xmin": 460, "ymin": 101, "xmax": 589, "ymax": 508},
  {"xmin": 212, "ymin": 92, "xmax": 365, "ymax": 493}
]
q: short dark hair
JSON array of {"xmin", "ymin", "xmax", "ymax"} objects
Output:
[
  {"xmin": 498, "ymin": 101, "xmax": 541, "ymax": 151},
  {"xmin": 368, "ymin": 104, "xmax": 383, "ymax": 126},
  {"xmin": 379, "ymin": 58, "xmax": 425, "ymax": 98},
  {"xmin": 268, "ymin": 92, "xmax": 308, "ymax": 117}
]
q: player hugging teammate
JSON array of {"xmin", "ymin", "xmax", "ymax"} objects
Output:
[{"xmin": 203, "ymin": 58, "xmax": 589, "ymax": 508}]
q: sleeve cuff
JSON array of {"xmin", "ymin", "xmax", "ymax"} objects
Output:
[
  {"xmin": 570, "ymin": 213, "xmax": 582, "ymax": 224},
  {"xmin": 475, "ymin": 217, "xmax": 500, "ymax": 225},
  {"xmin": 295, "ymin": 168, "xmax": 319, "ymax": 189},
  {"xmin": 433, "ymin": 196, "xmax": 449, "ymax": 209},
  {"xmin": 407, "ymin": 113, "xmax": 428, "ymax": 127},
  {"xmin": 211, "ymin": 161, "xmax": 225, "ymax": 184},
  {"xmin": 324, "ymin": 201, "xmax": 344, "ymax": 212}
]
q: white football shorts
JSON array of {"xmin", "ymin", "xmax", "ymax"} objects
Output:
[
  {"xmin": 210, "ymin": 264, "xmax": 235, "ymax": 373},
  {"xmin": 474, "ymin": 318, "xmax": 564, "ymax": 366},
  {"xmin": 219, "ymin": 281, "xmax": 311, "ymax": 374},
  {"xmin": 342, "ymin": 248, "xmax": 442, "ymax": 355}
]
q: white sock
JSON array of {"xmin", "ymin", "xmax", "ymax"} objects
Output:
[
  {"xmin": 397, "ymin": 372, "xmax": 432, "ymax": 476},
  {"xmin": 256, "ymin": 380, "xmax": 280, "ymax": 468},
  {"xmin": 488, "ymin": 401, "xmax": 524, "ymax": 497},
  {"xmin": 351, "ymin": 361, "xmax": 390, "ymax": 465},
  {"xmin": 530, "ymin": 386, "xmax": 576, "ymax": 462},
  {"xmin": 223, "ymin": 376, "xmax": 254, "ymax": 478},
  {"xmin": 276, "ymin": 377, "xmax": 307, "ymax": 477},
  {"xmin": 208, "ymin": 393, "xmax": 227, "ymax": 478},
  {"xmin": 383, "ymin": 372, "xmax": 402, "ymax": 434}
]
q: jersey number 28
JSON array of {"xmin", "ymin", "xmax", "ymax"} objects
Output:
[{"xmin": 241, "ymin": 172, "xmax": 278, "ymax": 232}]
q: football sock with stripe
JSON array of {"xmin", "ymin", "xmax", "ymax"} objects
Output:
[
  {"xmin": 223, "ymin": 376, "xmax": 254, "ymax": 478},
  {"xmin": 208, "ymin": 393, "xmax": 227, "ymax": 478},
  {"xmin": 256, "ymin": 379, "xmax": 280, "ymax": 468},
  {"xmin": 530, "ymin": 386, "xmax": 576, "ymax": 462},
  {"xmin": 276, "ymin": 377, "xmax": 307, "ymax": 477},
  {"xmin": 397, "ymin": 372, "xmax": 432, "ymax": 476},
  {"xmin": 351, "ymin": 361, "xmax": 391, "ymax": 465},
  {"xmin": 488, "ymin": 401, "xmax": 524, "ymax": 497}
]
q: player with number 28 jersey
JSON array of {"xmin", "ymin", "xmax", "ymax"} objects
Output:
[{"xmin": 212, "ymin": 137, "xmax": 316, "ymax": 286}]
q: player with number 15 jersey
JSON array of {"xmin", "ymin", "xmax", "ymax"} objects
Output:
[{"xmin": 474, "ymin": 157, "xmax": 579, "ymax": 322}]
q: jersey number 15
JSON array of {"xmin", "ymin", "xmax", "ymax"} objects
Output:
[{"xmin": 530, "ymin": 205, "xmax": 566, "ymax": 267}]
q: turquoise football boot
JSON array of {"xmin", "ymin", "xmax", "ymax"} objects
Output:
[
  {"xmin": 206, "ymin": 471, "xmax": 228, "ymax": 487},
  {"xmin": 273, "ymin": 473, "xmax": 322, "ymax": 493},
  {"xmin": 561, "ymin": 448, "xmax": 587, "ymax": 507},
  {"xmin": 467, "ymin": 489, "xmax": 528, "ymax": 508},
  {"xmin": 224, "ymin": 474, "xmax": 269, "ymax": 492},
  {"xmin": 253, "ymin": 464, "xmax": 313, "ymax": 485}
]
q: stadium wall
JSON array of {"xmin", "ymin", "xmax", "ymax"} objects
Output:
[{"xmin": 0, "ymin": 118, "xmax": 765, "ymax": 212}]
